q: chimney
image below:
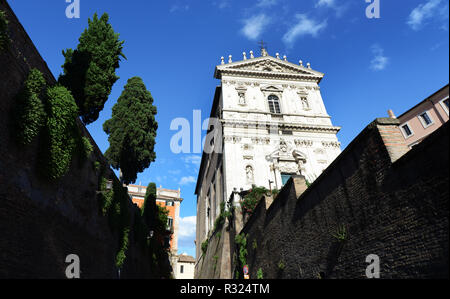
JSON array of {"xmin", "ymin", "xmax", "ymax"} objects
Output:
[{"xmin": 388, "ymin": 110, "xmax": 396, "ymax": 119}]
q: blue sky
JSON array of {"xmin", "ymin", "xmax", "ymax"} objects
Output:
[{"xmin": 8, "ymin": 0, "xmax": 449, "ymax": 258}]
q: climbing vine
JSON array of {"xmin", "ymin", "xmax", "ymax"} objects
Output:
[{"xmin": 14, "ymin": 69, "xmax": 47, "ymax": 146}]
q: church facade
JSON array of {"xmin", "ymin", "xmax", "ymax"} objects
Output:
[{"xmin": 195, "ymin": 49, "xmax": 342, "ymax": 262}]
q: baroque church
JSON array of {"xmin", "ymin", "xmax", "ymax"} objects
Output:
[{"xmin": 195, "ymin": 47, "xmax": 342, "ymax": 261}]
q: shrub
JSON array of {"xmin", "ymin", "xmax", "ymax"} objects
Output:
[
  {"xmin": 257, "ymin": 268, "xmax": 263, "ymax": 279},
  {"xmin": 14, "ymin": 69, "xmax": 47, "ymax": 145},
  {"xmin": 278, "ymin": 260, "xmax": 285, "ymax": 271},
  {"xmin": 0, "ymin": 10, "xmax": 9, "ymax": 52},
  {"xmin": 235, "ymin": 233, "xmax": 248, "ymax": 268},
  {"xmin": 241, "ymin": 187, "xmax": 268, "ymax": 215},
  {"xmin": 201, "ymin": 240, "xmax": 208, "ymax": 255},
  {"xmin": 41, "ymin": 85, "xmax": 79, "ymax": 180}
]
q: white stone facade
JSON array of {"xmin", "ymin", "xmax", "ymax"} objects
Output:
[{"xmin": 195, "ymin": 50, "xmax": 342, "ymax": 261}]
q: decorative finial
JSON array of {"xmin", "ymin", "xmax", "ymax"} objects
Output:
[
  {"xmin": 307, "ymin": 62, "xmax": 311, "ymax": 69},
  {"xmin": 250, "ymin": 50, "xmax": 254, "ymax": 59},
  {"xmin": 228, "ymin": 55, "xmax": 232, "ymax": 63},
  {"xmin": 221, "ymin": 56, "xmax": 225, "ymax": 65},
  {"xmin": 243, "ymin": 52, "xmax": 247, "ymax": 60},
  {"xmin": 276, "ymin": 53, "xmax": 280, "ymax": 59},
  {"xmin": 299, "ymin": 60, "xmax": 303, "ymax": 66},
  {"xmin": 283, "ymin": 55, "xmax": 287, "ymax": 61}
]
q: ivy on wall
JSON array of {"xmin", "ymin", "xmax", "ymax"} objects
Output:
[
  {"xmin": 41, "ymin": 85, "xmax": 79, "ymax": 180},
  {"xmin": 13, "ymin": 69, "xmax": 47, "ymax": 146}
]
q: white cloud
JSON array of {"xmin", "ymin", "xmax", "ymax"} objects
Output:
[
  {"xmin": 316, "ymin": 0, "xmax": 335, "ymax": 8},
  {"xmin": 179, "ymin": 176, "xmax": 196, "ymax": 185},
  {"xmin": 178, "ymin": 216, "xmax": 196, "ymax": 239},
  {"xmin": 256, "ymin": 0, "xmax": 278, "ymax": 8},
  {"xmin": 282, "ymin": 14, "xmax": 327, "ymax": 47},
  {"xmin": 407, "ymin": 0, "xmax": 447, "ymax": 30},
  {"xmin": 170, "ymin": 4, "xmax": 189, "ymax": 13},
  {"xmin": 370, "ymin": 44, "xmax": 389, "ymax": 71},
  {"xmin": 182, "ymin": 155, "xmax": 202, "ymax": 168},
  {"xmin": 315, "ymin": 0, "xmax": 348, "ymax": 17},
  {"xmin": 241, "ymin": 14, "xmax": 271, "ymax": 41}
]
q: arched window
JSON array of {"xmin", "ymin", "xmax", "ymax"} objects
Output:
[{"xmin": 268, "ymin": 95, "xmax": 281, "ymax": 114}]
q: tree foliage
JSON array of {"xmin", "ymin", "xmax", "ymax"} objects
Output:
[
  {"xmin": 142, "ymin": 182, "xmax": 157, "ymax": 229},
  {"xmin": 41, "ymin": 85, "xmax": 79, "ymax": 180},
  {"xmin": 58, "ymin": 13, "xmax": 125, "ymax": 124},
  {"xmin": 14, "ymin": 69, "xmax": 47, "ymax": 145},
  {"xmin": 103, "ymin": 77, "xmax": 158, "ymax": 184}
]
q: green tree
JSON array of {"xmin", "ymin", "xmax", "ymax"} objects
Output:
[
  {"xmin": 142, "ymin": 182, "xmax": 157, "ymax": 229},
  {"xmin": 58, "ymin": 13, "xmax": 125, "ymax": 124},
  {"xmin": 103, "ymin": 77, "xmax": 158, "ymax": 184}
]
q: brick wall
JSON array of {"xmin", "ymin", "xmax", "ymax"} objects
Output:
[
  {"xmin": 237, "ymin": 118, "xmax": 448, "ymax": 279},
  {"xmin": 0, "ymin": 1, "xmax": 170, "ymax": 278}
]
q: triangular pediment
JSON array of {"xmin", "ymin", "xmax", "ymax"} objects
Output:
[{"xmin": 214, "ymin": 55, "xmax": 324, "ymax": 81}]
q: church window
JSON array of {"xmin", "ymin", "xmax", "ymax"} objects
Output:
[{"xmin": 268, "ymin": 95, "xmax": 281, "ymax": 114}]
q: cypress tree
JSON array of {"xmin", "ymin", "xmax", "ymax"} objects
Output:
[
  {"xmin": 59, "ymin": 13, "xmax": 125, "ymax": 124},
  {"xmin": 142, "ymin": 182, "xmax": 157, "ymax": 229},
  {"xmin": 103, "ymin": 77, "xmax": 158, "ymax": 185}
]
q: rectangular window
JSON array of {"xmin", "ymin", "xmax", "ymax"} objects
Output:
[
  {"xmin": 180, "ymin": 265, "xmax": 184, "ymax": 274},
  {"xmin": 166, "ymin": 201, "xmax": 174, "ymax": 207},
  {"xmin": 281, "ymin": 173, "xmax": 292, "ymax": 186},
  {"xmin": 401, "ymin": 124, "xmax": 413, "ymax": 137},
  {"xmin": 419, "ymin": 111, "xmax": 433, "ymax": 127},
  {"xmin": 167, "ymin": 217, "xmax": 173, "ymax": 231}
]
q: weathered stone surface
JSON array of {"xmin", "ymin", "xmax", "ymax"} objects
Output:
[{"xmin": 237, "ymin": 119, "xmax": 449, "ymax": 279}]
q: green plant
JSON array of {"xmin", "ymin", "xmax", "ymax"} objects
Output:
[
  {"xmin": 241, "ymin": 187, "xmax": 268, "ymax": 215},
  {"xmin": 331, "ymin": 224, "xmax": 348, "ymax": 242},
  {"xmin": 115, "ymin": 227, "xmax": 130, "ymax": 268},
  {"xmin": 235, "ymin": 233, "xmax": 248, "ymax": 267},
  {"xmin": 201, "ymin": 240, "xmax": 208, "ymax": 255},
  {"xmin": 252, "ymin": 239, "xmax": 257, "ymax": 250},
  {"xmin": 213, "ymin": 255, "xmax": 219, "ymax": 271},
  {"xmin": 271, "ymin": 189, "xmax": 280, "ymax": 198},
  {"xmin": 103, "ymin": 77, "xmax": 158, "ymax": 184},
  {"xmin": 235, "ymin": 270, "xmax": 240, "ymax": 279},
  {"xmin": 213, "ymin": 201, "xmax": 232, "ymax": 233},
  {"xmin": 0, "ymin": 10, "xmax": 9, "ymax": 52},
  {"xmin": 58, "ymin": 13, "xmax": 125, "ymax": 124},
  {"xmin": 278, "ymin": 260, "xmax": 285, "ymax": 271},
  {"xmin": 14, "ymin": 69, "xmax": 47, "ymax": 146},
  {"xmin": 93, "ymin": 161, "xmax": 101, "ymax": 171},
  {"xmin": 41, "ymin": 85, "xmax": 79, "ymax": 180},
  {"xmin": 141, "ymin": 182, "xmax": 157, "ymax": 227},
  {"xmin": 81, "ymin": 136, "xmax": 93, "ymax": 158},
  {"xmin": 257, "ymin": 268, "xmax": 264, "ymax": 279}
]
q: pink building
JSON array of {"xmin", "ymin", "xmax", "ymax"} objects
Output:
[{"xmin": 389, "ymin": 84, "xmax": 449, "ymax": 148}]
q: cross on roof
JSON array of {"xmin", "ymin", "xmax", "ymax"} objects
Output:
[{"xmin": 258, "ymin": 40, "xmax": 268, "ymax": 52}]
